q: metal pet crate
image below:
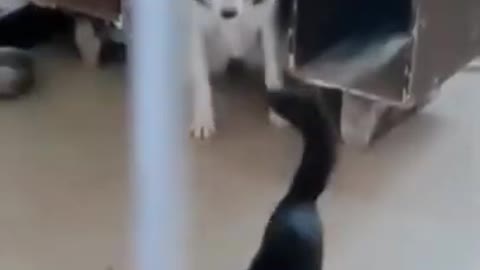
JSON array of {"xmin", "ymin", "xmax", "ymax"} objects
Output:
[{"xmin": 286, "ymin": 0, "xmax": 480, "ymax": 146}]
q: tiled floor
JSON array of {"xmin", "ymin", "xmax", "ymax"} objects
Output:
[{"xmin": 0, "ymin": 45, "xmax": 479, "ymax": 270}]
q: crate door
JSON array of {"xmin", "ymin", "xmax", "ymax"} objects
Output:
[
  {"xmin": 288, "ymin": 0, "xmax": 414, "ymax": 105},
  {"xmin": 408, "ymin": 0, "xmax": 480, "ymax": 102}
]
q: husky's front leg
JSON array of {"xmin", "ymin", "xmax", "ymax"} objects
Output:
[
  {"xmin": 190, "ymin": 29, "xmax": 216, "ymax": 139},
  {"xmin": 261, "ymin": 20, "xmax": 289, "ymax": 127}
]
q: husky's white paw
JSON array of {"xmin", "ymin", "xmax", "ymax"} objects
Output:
[
  {"xmin": 190, "ymin": 107, "xmax": 216, "ymax": 140},
  {"xmin": 268, "ymin": 108, "xmax": 290, "ymax": 128}
]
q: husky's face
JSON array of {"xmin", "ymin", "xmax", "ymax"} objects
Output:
[{"xmin": 196, "ymin": 0, "xmax": 266, "ymax": 20}]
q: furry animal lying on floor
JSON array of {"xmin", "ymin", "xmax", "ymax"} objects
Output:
[
  {"xmin": 0, "ymin": 5, "xmax": 72, "ymax": 49},
  {"xmin": 0, "ymin": 5, "xmax": 72, "ymax": 99},
  {"xmin": 0, "ymin": 47, "xmax": 34, "ymax": 99},
  {"xmin": 247, "ymin": 91, "xmax": 337, "ymax": 270}
]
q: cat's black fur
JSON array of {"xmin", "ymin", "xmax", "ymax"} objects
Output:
[{"xmin": 247, "ymin": 92, "xmax": 337, "ymax": 270}]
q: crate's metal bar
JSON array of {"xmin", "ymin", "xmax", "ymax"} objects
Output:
[
  {"xmin": 465, "ymin": 57, "xmax": 480, "ymax": 71},
  {"xmin": 129, "ymin": 1, "xmax": 189, "ymax": 270}
]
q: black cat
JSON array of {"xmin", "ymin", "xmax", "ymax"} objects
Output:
[
  {"xmin": 0, "ymin": 4, "xmax": 73, "ymax": 49},
  {"xmin": 248, "ymin": 91, "xmax": 337, "ymax": 270}
]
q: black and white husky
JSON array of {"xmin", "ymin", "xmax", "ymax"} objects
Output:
[{"xmin": 190, "ymin": 0, "xmax": 289, "ymax": 139}]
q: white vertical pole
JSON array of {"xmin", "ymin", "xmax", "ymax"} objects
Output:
[{"xmin": 129, "ymin": 1, "xmax": 189, "ymax": 270}]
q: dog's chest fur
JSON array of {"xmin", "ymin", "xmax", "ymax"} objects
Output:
[{"xmin": 192, "ymin": 1, "xmax": 275, "ymax": 60}]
